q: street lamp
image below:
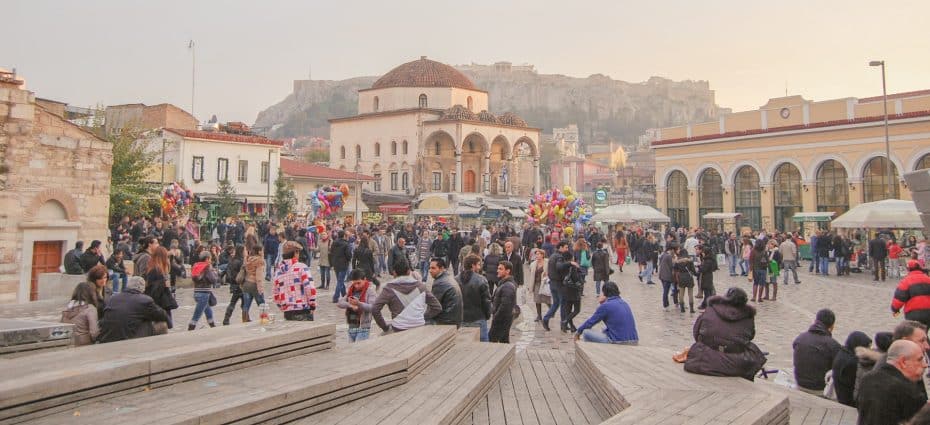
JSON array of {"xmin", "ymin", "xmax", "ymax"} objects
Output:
[{"xmin": 869, "ymin": 60, "xmax": 893, "ymax": 199}]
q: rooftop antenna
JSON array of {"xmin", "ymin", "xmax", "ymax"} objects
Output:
[
  {"xmin": 188, "ymin": 39, "xmax": 196, "ymax": 118},
  {"xmin": 785, "ymin": 80, "xmax": 788, "ymax": 97}
]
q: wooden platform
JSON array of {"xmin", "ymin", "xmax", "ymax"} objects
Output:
[
  {"xmin": 0, "ymin": 322, "xmax": 336, "ymax": 424},
  {"xmin": 298, "ymin": 340, "xmax": 514, "ymax": 425},
  {"xmin": 19, "ymin": 325, "xmax": 457, "ymax": 425},
  {"xmin": 467, "ymin": 349, "xmax": 612, "ymax": 425},
  {"xmin": 576, "ymin": 343, "xmax": 793, "ymax": 425}
]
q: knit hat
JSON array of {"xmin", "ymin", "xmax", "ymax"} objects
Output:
[
  {"xmin": 282, "ymin": 241, "xmax": 302, "ymax": 257},
  {"xmin": 126, "ymin": 276, "xmax": 146, "ymax": 292}
]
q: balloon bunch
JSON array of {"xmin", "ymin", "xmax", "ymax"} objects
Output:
[
  {"xmin": 308, "ymin": 184, "xmax": 350, "ymax": 218},
  {"xmin": 161, "ymin": 182, "xmax": 194, "ymax": 219},
  {"xmin": 526, "ymin": 186, "xmax": 593, "ymax": 236}
]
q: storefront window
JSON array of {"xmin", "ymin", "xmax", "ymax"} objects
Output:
[
  {"xmin": 698, "ymin": 168, "xmax": 722, "ymax": 229},
  {"xmin": 666, "ymin": 170, "xmax": 689, "ymax": 229},
  {"xmin": 773, "ymin": 163, "xmax": 801, "ymax": 232},
  {"xmin": 816, "ymin": 159, "xmax": 848, "ymax": 217},
  {"xmin": 734, "ymin": 166, "xmax": 761, "ymax": 231},
  {"xmin": 863, "ymin": 156, "xmax": 899, "ymax": 202}
]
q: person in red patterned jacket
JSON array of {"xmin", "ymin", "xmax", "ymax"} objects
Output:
[
  {"xmin": 892, "ymin": 260, "xmax": 930, "ymax": 329},
  {"xmin": 273, "ymin": 241, "xmax": 317, "ymax": 321}
]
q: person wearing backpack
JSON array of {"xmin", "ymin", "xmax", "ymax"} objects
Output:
[
  {"xmin": 560, "ymin": 253, "xmax": 584, "ymax": 333},
  {"xmin": 222, "ymin": 245, "xmax": 246, "ymax": 325},
  {"xmin": 765, "ymin": 239, "xmax": 781, "ymax": 301},
  {"xmin": 188, "ymin": 251, "xmax": 219, "ymax": 330},
  {"xmin": 696, "ymin": 245, "xmax": 718, "ymax": 310},
  {"xmin": 674, "ymin": 246, "xmax": 697, "ymax": 314},
  {"xmin": 591, "ymin": 241, "xmax": 612, "ymax": 296}
]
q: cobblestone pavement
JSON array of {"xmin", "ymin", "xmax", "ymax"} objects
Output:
[{"xmin": 3, "ymin": 260, "xmax": 901, "ymax": 373}]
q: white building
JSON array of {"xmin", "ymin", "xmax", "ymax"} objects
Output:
[
  {"xmin": 329, "ymin": 57, "xmax": 541, "ymax": 200},
  {"xmin": 151, "ymin": 128, "xmax": 283, "ymax": 214}
]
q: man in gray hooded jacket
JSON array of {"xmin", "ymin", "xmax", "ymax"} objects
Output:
[{"xmin": 371, "ymin": 258, "xmax": 442, "ymax": 332}]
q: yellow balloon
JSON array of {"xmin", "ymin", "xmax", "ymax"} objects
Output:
[
  {"xmin": 564, "ymin": 227, "xmax": 574, "ymax": 237},
  {"xmin": 563, "ymin": 186, "xmax": 573, "ymax": 195}
]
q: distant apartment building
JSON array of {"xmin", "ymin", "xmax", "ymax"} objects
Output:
[
  {"xmin": 105, "ymin": 103, "xmax": 198, "ymax": 135},
  {"xmin": 553, "ymin": 124, "xmax": 579, "ymax": 156}
]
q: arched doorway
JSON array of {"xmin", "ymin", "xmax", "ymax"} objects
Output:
[
  {"xmin": 464, "ymin": 170, "xmax": 477, "ymax": 193},
  {"xmin": 698, "ymin": 168, "xmax": 723, "ymax": 229},
  {"xmin": 461, "ymin": 132, "xmax": 487, "ymax": 193},
  {"xmin": 489, "ymin": 136, "xmax": 510, "ymax": 195},
  {"xmin": 816, "ymin": 159, "xmax": 848, "ymax": 216},
  {"xmin": 917, "ymin": 153, "xmax": 930, "ymax": 171},
  {"xmin": 734, "ymin": 166, "xmax": 761, "ymax": 231},
  {"xmin": 513, "ymin": 137, "xmax": 538, "ymax": 197},
  {"xmin": 666, "ymin": 170, "xmax": 689, "ymax": 228},
  {"xmin": 773, "ymin": 163, "xmax": 802, "ymax": 232},
  {"xmin": 423, "ymin": 131, "xmax": 456, "ymax": 193},
  {"xmin": 863, "ymin": 156, "xmax": 899, "ymax": 202}
]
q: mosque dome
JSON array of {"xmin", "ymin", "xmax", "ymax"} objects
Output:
[
  {"xmin": 476, "ymin": 110, "xmax": 499, "ymax": 124},
  {"xmin": 440, "ymin": 105, "xmax": 479, "ymax": 121},
  {"xmin": 372, "ymin": 56, "xmax": 477, "ymax": 90},
  {"xmin": 498, "ymin": 112, "xmax": 528, "ymax": 127}
]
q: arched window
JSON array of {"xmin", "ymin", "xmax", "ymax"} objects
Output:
[
  {"xmin": 734, "ymin": 166, "xmax": 761, "ymax": 231},
  {"xmin": 698, "ymin": 168, "xmax": 723, "ymax": 229},
  {"xmin": 355, "ymin": 145, "xmax": 361, "ymax": 159},
  {"xmin": 816, "ymin": 159, "xmax": 849, "ymax": 217},
  {"xmin": 467, "ymin": 96, "xmax": 473, "ymax": 111},
  {"xmin": 468, "ymin": 140, "xmax": 475, "ymax": 153},
  {"xmin": 402, "ymin": 172, "xmax": 409, "ymax": 191},
  {"xmin": 773, "ymin": 163, "xmax": 802, "ymax": 232},
  {"xmin": 373, "ymin": 96, "xmax": 379, "ymax": 112},
  {"xmin": 917, "ymin": 153, "xmax": 930, "ymax": 171},
  {"xmin": 374, "ymin": 142, "xmax": 380, "ymax": 157},
  {"xmin": 391, "ymin": 140, "xmax": 397, "ymax": 156},
  {"xmin": 863, "ymin": 156, "xmax": 899, "ymax": 202},
  {"xmin": 434, "ymin": 141, "xmax": 441, "ymax": 156},
  {"xmin": 666, "ymin": 170, "xmax": 689, "ymax": 229},
  {"xmin": 418, "ymin": 94, "xmax": 428, "ymax": 108},
  {"xmin": 340, "ymin": 146, "xmax": 346, "ymax": 159},
  {"xmin": 402, "ymin": 140, "xmax": 408, "ymax": 155}
]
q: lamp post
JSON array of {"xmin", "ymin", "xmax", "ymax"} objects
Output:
[
  {"xmin": 266, "ymin": 149, "xmax": 272, "ymax": 217},
  {"xmin": 869, "ymin": 60, "xmax": 893, "ymax": 199}
]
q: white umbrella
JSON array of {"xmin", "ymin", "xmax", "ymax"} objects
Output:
[
  {"xmin": 830, "ymin": 199, "xmax": 922, "ymax": 229},
  {"xmin": 592, "ymin": 203, "xmax": 671, "ymax": 223}
]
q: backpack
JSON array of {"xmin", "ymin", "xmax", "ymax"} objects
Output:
[{"xmin": 563, "ymin": 265, "xmax": 585, "ymax": 291}]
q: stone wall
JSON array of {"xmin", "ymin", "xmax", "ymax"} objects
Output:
[{"xmin": 0, "ymin": 75, "xmax": 112, "ymax": 303}]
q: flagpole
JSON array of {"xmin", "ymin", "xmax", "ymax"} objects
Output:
[{"xmin": 189, "ymin": 40, "xmax": 196, "ymax": 118}]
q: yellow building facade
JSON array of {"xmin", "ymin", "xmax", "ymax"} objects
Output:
[{"xmin": 651, "ymin": 90, "xmax": 930, "ymax": 232}]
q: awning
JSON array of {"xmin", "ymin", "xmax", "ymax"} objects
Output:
[
  {"xmin": 506, "ymin": 208, "xmax": 526, "ymax": 218},
  {"xmin": 378, "ymin": 203, "xmax": 410, "ymax": 214},
  {"xmin": 792, "ymin": 212, "xmax": 835, "ymax": 223},
  {"xmin": 456, "ymin": 206, "xmax": 481, "ymax": 216},
  {"xmin": 412, "ymin": 208, "xmax": 453, "ymax": 216},
  {"xmin": 702, "ymin": 212, "xmax": 742, "ymax": 220}
]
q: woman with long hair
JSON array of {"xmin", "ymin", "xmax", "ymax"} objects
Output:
[
  {"xmin": 614, "ymin": 230, "xmax": 629, "ymax": 272},
  {"xmin": 144, "ymin": 246, "xmax": 177, "ymax": 329},
  {"xmin": 574, "ymin": 238, "xmax": 592, "ymax": 279},
  {"xmin": 242, "ymin": 245, "xmax": 266, "ymax": 321},
  {"xmin": 86, "ymin": 264, "xmax": 112, "ymax": 319},
  {"xmin": 352, "ymin": 235, "xmax": 378, "ymax": 288},
  {"xmin": 168, "ymin": 239, "xmax": 184, "ymax": 291},
  {"xmin": 60, "ymin": 282, "xmax": 100, "ymax": 346},
  {"xmin": 222, "ymin": 245, "xmax": 246, "ymax": 325},
  {"xmin": 529, "ymin": 248, "xmax": 551, "ymax": 322},
  {"xmin": 748, "ymin": 239, "xmax": 768, "ymax": 302},
  {"xmin": 244, "ymin": 224, "xmax": 259, "ymax": 254}
]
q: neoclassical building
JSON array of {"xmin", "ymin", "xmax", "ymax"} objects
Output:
[
  {"xmin": 651, "ymin": 90, "xmax": 930, "ymax": 232},
  {"xmin": 330, "ymin": 57, "xmax": 541, "ymax": 200}
]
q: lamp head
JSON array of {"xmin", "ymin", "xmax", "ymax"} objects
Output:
[{"xmin": 869, "ymin": 60, "xmax": 884, "ymax": 67}]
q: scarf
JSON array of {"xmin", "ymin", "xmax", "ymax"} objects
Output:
[{"xmin": 344, "ymin": 280, "xmax": 371, "ymax": 327}]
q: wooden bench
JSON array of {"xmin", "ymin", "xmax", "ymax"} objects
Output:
[
  {"xmin": 576, "ymin": 343, "xmax": 795, "ymax": 425},
  {"xmin": 18, "ymin": 325, "xmax": 457, "ymax": 425},
  {"xmin": 298, "ymin": 341, "xmax": 514, "ymax": 425},
  {"xmin": 0, "ymin": 322, "xmax": 335, "ymax": 424}
]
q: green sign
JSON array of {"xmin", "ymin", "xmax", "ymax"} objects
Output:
[{"xmin": 594, "ymin": 189, "xmax": 608, "ymax": 207}]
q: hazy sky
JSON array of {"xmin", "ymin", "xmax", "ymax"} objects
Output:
[{"xmin": 4, "ymin": 1, "xmax": 928, "ymax": 125}]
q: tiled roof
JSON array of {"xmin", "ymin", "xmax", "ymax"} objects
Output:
[
  {"xmin": 166, "ymin": 128, "xmax": 285, "ymax": 147},
  {"xmin": 280, "ymin": 158, "xmax": 376, "ymax": 181},
  {"xmin": 498, "ymin": 112, "xmax": 528, "ymax": 127},
  {"xmin": 858, "ymin": 89, "xmax": 930, "ymax": 103},
  {"xmin": 477, "ymin": 110, "xmax": 499, "ymax": 124},
  {"xmin": 440, "ymin": 105, "xmax": 478, "ymax": 121},
  {"xmin": 371, "ymin": 57, "xmax": 477, "ymax": 90},
  {"xmin": 652, "ymin": 109, "xmax": 930, "ymax": 147}
]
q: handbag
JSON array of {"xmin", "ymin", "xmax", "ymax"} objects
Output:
[
  {"xmin": 539, "ymin": 278, "xmax": 552, "ymax": 297},
  {"xmin": 208, "ymin": 292, "xmax": 217, "ymax": 307},
  {"xmin": 235, "ymin": 266, "xmax": 246, "ymax": 285}
]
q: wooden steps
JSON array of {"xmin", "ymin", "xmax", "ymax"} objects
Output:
[
  {"xmin": 0, "ymin": 322, "xmax": 335, "ymax": 424},
  {"xmin": 17, "ymin": 325, "xmax": 457, "ymax": 425},
  {"xmin": 299, "ymin": 340, "xmax": 514, "ymax": 425},
  {"xmin": 575, "ymin": 343, "xmax": 795, "ymax": 425}
]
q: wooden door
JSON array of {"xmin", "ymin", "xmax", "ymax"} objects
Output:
[
  {"xmin": 464, "ymin": 170, "xmax": 476, "ymax": 193},
  {"xmin": 31, "ymin": 241, "xmax": 63, "ymax": 301}
]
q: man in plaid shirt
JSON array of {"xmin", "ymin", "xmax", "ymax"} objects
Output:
[{"xmin": 273, "ymin": 241, "xmax": 317, "ymax": 321}]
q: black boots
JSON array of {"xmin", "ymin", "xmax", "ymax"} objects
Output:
[
  {"xmin": 188, "ymin": 324, "xmax": 196, "ymax": 331},
  {"xmin": 542, "ymin": 318, "xmax": 551, "ymax": 331}
]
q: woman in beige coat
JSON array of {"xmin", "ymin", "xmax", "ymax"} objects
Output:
[{"xmin": 60, "ymin": 282, "xmax": 100, "ymax": 346}]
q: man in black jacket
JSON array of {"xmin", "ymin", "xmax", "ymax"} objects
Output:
[
  {"xmin": 388, "ymin": 237, "xmax": 410, "ymax": 277},
  {"xmin": 428, "ymin": 258, "xmax": 462, "ymax": 327},
  {"xmin": 792, "ymin": 308, "xmax": 842, "ymax": 394},
  {"xmin": 98, "ymin": 276, "xmax": 169, "ymax": 343},
  {"xmin": 489, "ymin": 260, "xmax": 517, "ymax": 343},
  {"xmin": 857, "ymin": 339, "xmax": 927, "ymax": 425},
  {"xmin": 329, "ymin": 230, "xmax": 352, "ymax": 303},
  {"xmin": 502, "ymin": 241, "xmax": 524, "ymax": 286},
  {"xmin": 63, "ymin": 241, "xmax": 84, "ymax": 275},
  {"xmin": 869, "ymin": 235, "xmax": 888, "ymax": 282},
  {"xmin": 79, "ymin": 240, "xmax": 106, "ymax": 273},
  {"xmin": 542, "ymin": 241, "xmax": 572, "ymax": 332}
]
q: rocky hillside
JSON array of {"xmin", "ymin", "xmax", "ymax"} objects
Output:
[{"xmin": 254, "ymin": 66, "xmax": 722, "ymax": 144}]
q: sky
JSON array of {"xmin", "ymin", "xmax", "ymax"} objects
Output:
[{"xmin": 3, "ymin": 1, "xmax": 929, "ymax": 125}]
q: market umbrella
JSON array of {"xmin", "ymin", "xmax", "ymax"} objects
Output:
[
  {"xmin": 592, "ymin": 203, "xmax": 671, "ymax": 223},
  {"xmin": 830, "ymin": 199, "xmax": 922, "ymax": 229}
]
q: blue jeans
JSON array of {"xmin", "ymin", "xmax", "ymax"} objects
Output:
[
  {"xmin": 318, "ymin": 266, "xmax": 331, "ymax": 288},
  {"xmin": 727, "ymin": 254, "xmax": 739, "ymax": 275},
  {"xmin": 595, "ymin": 280, "xmax": 607, "ymax": 295},
  {"xmin": 377, "ymin": 255, "xmax": 388, "ymax": 274},
  {"xmin": 642, "ymin": 260, "xmax": 654, "ymax": 283},
  {"xmin": 190, "ymin": 291, "xmax": 214, "ymax": 327},
  {"xmin": 463, "ymin": 320, "xmax": 489, "ymax": 342},
  {"xmin": 265, "ymin": 254, "xmax": 276, "ymax": 280},
  {"xmin": 542, "ymin": 286, "xmax": 564, "ymax": 324},
  {"xmin": 661, "ymin": 279, "xmax": 677, "ymax": 308},
  {"xmin": 739, "ymin": 259, "xmax": 749, "ymax": 275},
  {"xmin": 109, "ymin": 271, "xmax": 127, "ymax": 292},
  {"xmin": 419, "ymin": 260, "xmax": 429, "ymax": 282},
  {"xmin": 333, "ymin": 270, "xmax": 348, "ymax": 302},
  {"xmin": 348, "ymin": 327, "xmax": 370, "ymax": 342},
  {"xmin": 241, "ymin": 292, "xmax": 255, "ymax": 314},
  {"xmin": 810, "ymin": 254, "xmax": 819, "ymax": 272},
  {"xmin": 835, "ymin": 257, "xmax": 847, "ymax": 275},
  {"xmin": 819, "ymin": 256, "xmax": 830, "ymax": 275},
  {"xmin": 581, "ymin": 328, "xmax": 638, "ymax": 345}
]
